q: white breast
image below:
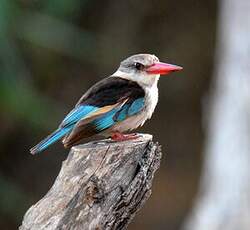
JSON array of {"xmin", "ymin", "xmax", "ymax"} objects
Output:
[{"xmin": 111, "ymin": 83, "xmax": 159, "ymax": 133}]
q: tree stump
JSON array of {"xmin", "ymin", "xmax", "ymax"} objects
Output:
[{"xmin": 20, "ymin": 134, "xmax": 161, "ymax": 230}]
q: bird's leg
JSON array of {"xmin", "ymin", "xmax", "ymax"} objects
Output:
[{"xmin": 111, "ymin": 132, "xmax": 138, "ymax": 141}]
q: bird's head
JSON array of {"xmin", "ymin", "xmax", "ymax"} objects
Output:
[{"xmin": 113, "ymin": 54, "xmax": 183, "ymax": 87}]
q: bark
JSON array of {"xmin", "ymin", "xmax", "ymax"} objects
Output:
[
  {"xmin": 184, "ymin": 0, "xmax": 250, "ymax": 229},
  {"xmin": 20, "ymin": 134, "xmax": 161, "ymax": 230}
]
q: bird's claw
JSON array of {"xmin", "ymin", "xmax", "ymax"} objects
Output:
[{"xmin": 111, "ymin": 132, "xmax": 139, "ymax": 141}]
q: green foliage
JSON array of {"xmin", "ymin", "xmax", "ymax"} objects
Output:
[
  {"xmin": 0, "ymin": 0, "xmax": 95, "ymax": 130},
  {"xmin": 0, "ymin": 0, "xmax": 95, "ymax": 226}
]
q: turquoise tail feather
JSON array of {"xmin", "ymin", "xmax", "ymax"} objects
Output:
[{"xmin": 30, "ymin": 127, "xmax": 72, "ymax": 155}]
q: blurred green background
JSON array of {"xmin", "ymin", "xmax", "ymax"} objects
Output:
[{"xmin": 0, "ymin": 0, "xmax": 216, "ymax": 229}]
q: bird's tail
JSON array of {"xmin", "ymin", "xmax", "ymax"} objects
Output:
[{"xmin": 30, "ymin": 127, "xmax": 71, "ymax": 155}]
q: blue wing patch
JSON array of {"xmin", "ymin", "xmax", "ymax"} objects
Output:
[
  {"xmin": 59, "ymin": 97, "xmax": 145, "ymax": 148},
  {"xmin": 93, "ymin": 97, "xmax": 145, "ymax": 130},
  {"xmin": 61, "ymin": 105, "xmax": 98, "ymax": 127},
  {"xmin": 116, "ymin": 98, "xmax": 145, "ymax": 122},
  {"xmin": 128, "ymin": 98, "xmax": 145, "ymax": 116},
  {"xmin": 93, "ymin": 109, "xmax": 118, "ymax": 130}
]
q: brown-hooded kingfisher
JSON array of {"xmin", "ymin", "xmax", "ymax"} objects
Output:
[{"xmin": 30, "ymin": 54, "xmax": 182, "ymax": 154}]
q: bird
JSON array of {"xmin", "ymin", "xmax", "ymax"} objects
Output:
[{"xmin": 30, "ymin": 54, "xmax": 182, "ymax": 154}]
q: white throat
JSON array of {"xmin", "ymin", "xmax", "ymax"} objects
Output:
[{"xmin": 112, "ymin": 70, "xmax": 160, "ymax": 89}]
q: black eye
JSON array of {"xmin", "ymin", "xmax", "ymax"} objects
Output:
[{"xmin": 134, "ymin": 62, "xmax": 144, "ymax": 70}]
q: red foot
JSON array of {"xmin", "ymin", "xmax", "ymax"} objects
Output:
[{"xmin": 111, "ymin": 132, "xmax": 138, "ymax": 141}]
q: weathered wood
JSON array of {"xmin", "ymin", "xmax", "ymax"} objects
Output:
[{"xmin": 20, "ymin": 134, "xmax": 161, "ymax": 230}]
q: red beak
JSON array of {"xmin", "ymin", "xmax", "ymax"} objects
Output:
[{"xmin": 146, "ymin": 62, "xmax": 183, "ymax": 75}]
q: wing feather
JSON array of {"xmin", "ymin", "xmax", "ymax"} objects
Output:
[
  {"xmin": 62, "ymin": 77, "xmax": 145, "ymax": 147},
  {"xmin": 63, "ymin": 97, "xmax": 144, "ymax": 147}
]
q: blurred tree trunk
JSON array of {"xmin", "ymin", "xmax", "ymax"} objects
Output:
[{"xmin": 184, "ymin": 0, "xmax": 250, "ymax": 230}]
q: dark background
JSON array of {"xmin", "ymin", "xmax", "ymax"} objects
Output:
[{"xmin": 0, "ymin": 0, "xmax": 217, "ymax": 229}]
